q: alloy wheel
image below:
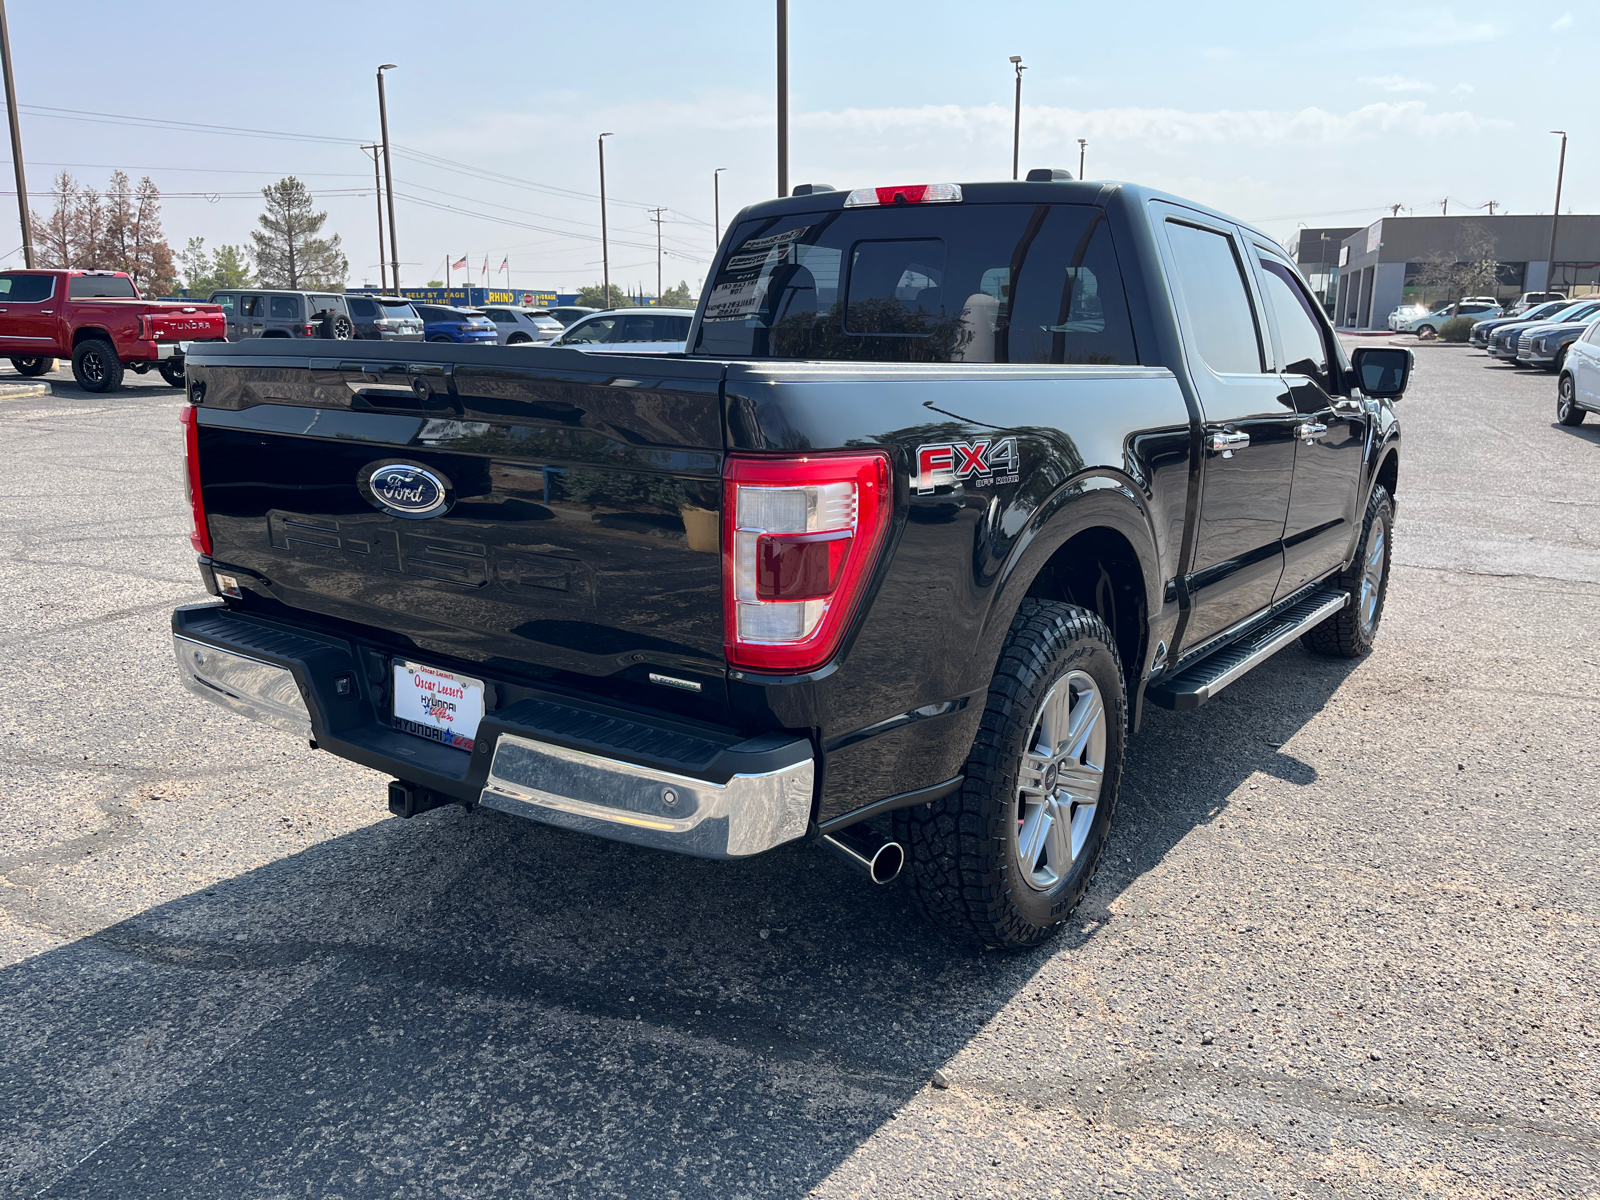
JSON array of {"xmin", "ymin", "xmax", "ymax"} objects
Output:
[
  {"xmin": 82, "ymin": 351, "xmax": 105, "ymax": 384},
  {"xmin": 1558, "ymin": 378, "xmax": 1574, "ymax": 421},
  {"xmin": 1013, "ymin": 670, "xmax": 1106, "ymax": 891},
  {"xmin": 1359, "ymin": 520, "xmax": 1386, "ymax": 635}
]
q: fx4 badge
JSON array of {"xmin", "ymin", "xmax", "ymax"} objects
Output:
[{"xmin": 915, "ymin": 437, "xmax": 1019, "ymax": 494}]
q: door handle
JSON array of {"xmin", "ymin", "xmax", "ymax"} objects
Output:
[
  {"xmin": 1207, "ymin": 430, "xmax": 1250, "ymax": 458},
  {"xmin": 40, "ymin": 310, "xmax": 52, "ymax": 315},
  {"xmin": 1295, "ymin": 421, "xmax": 1328, "ymax": 443}
]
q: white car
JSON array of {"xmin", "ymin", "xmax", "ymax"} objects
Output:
[
  {"xmin": 1393, "ymin": 300, "xmax": 1500, "ymax": 336},
  {"xmin": 1556, "ymin": 317, "xmax": 1600, "ymax": 427},
  {"xmin": 1386, "ymin": 304, "xmax": 1430, "ymax": 332},
  {"xmin": 546, "ymin": 308, "xmax": 695, "ymax": 355},
  {"xmin": 481, "ymin": 306, "xmax": 564, "ymax": 345}
]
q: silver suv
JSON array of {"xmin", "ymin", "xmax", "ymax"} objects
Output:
[{"xmin": 209, "ymin": 290, "xmax": 354, "ymax": 340}]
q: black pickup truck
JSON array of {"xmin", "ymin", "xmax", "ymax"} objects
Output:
[{"xmin": 173, "ymin": 178, "xmax": 1410, "ymax": 949}]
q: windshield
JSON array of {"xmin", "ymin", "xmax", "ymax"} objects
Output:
[
  {"xmin": 67, "ymin": 274, "xmax": 138, "ymax": 299},
  {"xmin": 693, "ymin": 202, "xmax": 1138, "ymax": 364}
]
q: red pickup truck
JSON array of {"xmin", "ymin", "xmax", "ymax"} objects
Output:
[{"xmin": 0, "ymin": 269, "xmax": 226, "ymax": 392}]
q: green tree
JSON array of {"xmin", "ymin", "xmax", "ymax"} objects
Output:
[
  {"xmin": 576, "ymin": 283, "xmax": 635, "ymax": 309},
  {"xmin": 211, "ymin": 244, "xmax": 254, "ymax": 288},
  {"xmin": 425, "ymin": 279, "xmax": 444, "ymax": 288},
  {"xmin": 660, "ymin": 279, "xmax": 695, "ymax": 307},
  {"xmin": 250, "ymin": 176, "xmax": 348, "ymax": 289}
]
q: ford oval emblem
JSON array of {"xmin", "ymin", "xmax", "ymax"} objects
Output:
[{"xmin": 358, "ymin": 461, "xmax": 454, "ymax": 520}]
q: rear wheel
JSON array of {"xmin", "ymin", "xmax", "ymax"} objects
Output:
[
  {"xmin": 9, "ymin": 355, "xmax": 54, "ymax": 377},
  {"xmin": 71, "ymin": 339, "xmax": 124, "ymax": 393},
  {"xmin": 507, "ymin": 332, "xmax": 531, "ymax": 344},
  {"xmin": 1416, "ymin": 324, "xmax": 1436, "ymax": 338},
  {"xmin": 428, "ymin": 335, "xmax": 451, "ymax": 343},
  {"xmin": 896, "ymin": 600, "xmax": 1125, "ymax": 950},
  {"xmin": 1303, "ymin": 484, "xmax": 1393, "ymax": 658},
  {"xmin": 158, "ymin": 359, "xmax": 186, "ymax": 389},
  {"xmin": 1557, "ymin": 375, "xmax": 1586, "ymax": 426}
]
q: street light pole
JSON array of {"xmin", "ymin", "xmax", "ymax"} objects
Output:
[
  {"xmin": 598, "ymin": 132, "xmax": 613, "ymax": 304},
  {"xmin": 776, "ymin": 0, "xmax": 788, "ymax": 197},
  {"xmin": 1078, "ymin": 138, "xmax": 1086, "ymax": 180},
  {"xmin": 1546, "ymin": 130, "xmax": 1567, "ymax": 295},
  {"xmin": 362, "ymin": 144, "xmax": 386, "ymax": 291},
  {"xmin": 1009, "ymin": 56, "xmax": 1026, "ymax": 180},
  {"xmin": 714, "ymin": 167, "xmax": 726, "ymax": 252},
  {"xmin": 0, "ymin": 0, "xmax": 33, "ymax": 267},
  {"xmin": 376, "ymin": 65, "xmax": 400, "ymax": 290}
]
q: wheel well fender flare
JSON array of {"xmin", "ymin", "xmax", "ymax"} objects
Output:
[{"xmin": 71, "ymin": 326, "xmax": 115, "ymax": 349}]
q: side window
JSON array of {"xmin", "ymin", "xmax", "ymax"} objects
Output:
[
  {"xmin": 269, "ymin": 295, "xmax": 298, "ymax": 320},
  {"xmin": 1585, "ymin": 321, "xmax": 1600, "ymax": 346},
  {"xmin": 564, "ymin": 317, "xmax": 616, "ymax": 344},
  {"xmin": 347, "ymin": 297, "xmax": 374, "ymax": 319},
  {"xmin": 1257, "ymin": 255, "xmax": 1331, "ymax": 389},
  {"xmin": 617, "ymin": 314, "xmax": 658, "ymax": 341},
  {"xmin": 1165, "ymin": 221, "xmax": 1265, "ymax": 375},
  {"xmin": 0, "ymin": 274, "xmax": 55, "ymax": 302},
  {"xmin": 240, "ymin": 295, "xmax": 260, "ymax": 317},
  {"xmin": 213, "ymin": 294, "xmax": 236, "ymax": 316},
  {"xmin": 659, "ymin": 315, "xmax": 691, "ymax": 340}
]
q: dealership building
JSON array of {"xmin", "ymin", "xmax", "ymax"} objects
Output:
[{"xmin": 1330, "ymin": 213, "xmax": 1600, "ymax": 330}]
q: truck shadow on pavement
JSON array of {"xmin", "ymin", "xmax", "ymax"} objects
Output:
[{"xmin": 1, "ymin": 646, "xmax": 1359, "ymax": 1198}]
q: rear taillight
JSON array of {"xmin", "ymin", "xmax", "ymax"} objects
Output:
[
  {"xmin": 843, "ymin": 183, "xmax": 962, "ymax": 208},
  {"xmin": 180, "ymin": 405, "xmax": 211, "ymax": 556},
  {"xmin": 722, "ymin": 451, "xmax": 892, "ymax": 672},
  {"xmin": 301, "ymin": 323, "xmax": 316, "ymax": 337}
]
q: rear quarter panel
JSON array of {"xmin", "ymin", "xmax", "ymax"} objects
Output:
[{"xmin": 723, "ymin": 362, "xmax": 1192, "ymax": 821}]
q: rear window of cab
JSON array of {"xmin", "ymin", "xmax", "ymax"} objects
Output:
[{"xmin": 694, "ymin": 202, "xmax": 1138, "ymax": 365}]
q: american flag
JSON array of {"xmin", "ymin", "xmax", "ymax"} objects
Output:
[{"xmin": 451, "ymin": 254, "xmax": 468, "ymax": 271}]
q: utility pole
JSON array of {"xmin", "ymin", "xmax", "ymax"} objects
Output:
[
  {"xmin": 377, "ymin": 65, "xmax": 400, "ymax": 290},
  {"xmin": 1077, "ymin": 138, "xmax": 1086, "ymax": 180},
  {"xmin": 1546, "ymin": 131, "xmax": 1567, "ymax": 295},
  {"xmin": 362, "ymin": 145, "xmax": 386, "ymax": 291},
  {"xmin": 776, "ymin": 0, "xmax": 788, "ymax": 197},
  {"xmin": 598, "ymin": 132, "xmax": 613, "ymax": 304},
  {"xmin": 1010, "ymin": 56, "xmax": 1026, "ymax": 180},
  {"xmin": 649, "ymin": 207, "xmax": 665, "ymax": 303},
  {"xmin": 714, "ymin": 167, "xmax": 726, "ymax": 252},
  {"xmin": 1441, "ymin": 198, "xmax": 1449, "ymax": 215},
  {"xmin": 0, "ymin": 0, "xmax": 33, "ymax": 267},
  {"xmin": 1390, "ymin": 203, "xmax": 1403, "ymax": 217}
]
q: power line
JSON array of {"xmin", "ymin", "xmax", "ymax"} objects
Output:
[{"xmin": 16, "ymin": 103, "xmax": 362, "ymax": 146}]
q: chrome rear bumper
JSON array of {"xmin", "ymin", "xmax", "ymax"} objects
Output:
[
  {"xmin": 173, "ymin": 634, "xmax": 311, "ymax": 737},
  {"xmin": 480, "ymin": 733, "xmax": 813, "ymax": 859}
]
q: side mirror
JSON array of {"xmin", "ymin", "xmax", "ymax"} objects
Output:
[{"xmin": 1350, "ymin": 346, "xmax": 1414, "ymax": 399}]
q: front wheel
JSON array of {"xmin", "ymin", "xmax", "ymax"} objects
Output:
[
  {"xmin": 1557, "ymin": 374, "xmax": 1586, "ymax": 426},
  {"xmin": 1303, "ymin": 484, "xmax": 1394, "ymax": 658},
  {"xmin": 1548, "ymin": 346, "xmax": 1568, "ymax": 374},
  {"xmin": 71, "ymin": 339, "xmax": 124, "ymax": 393},
  {"xmin": 1416, "ymin": 324, "xmax": 1436, "ymax": 338},
  {"xmin": 896, "ymin": 600, "xmax": 1126, "ymax": 950},
  {"xmin": 428, "ymin": 335, "xmax": 452, "ymax": 343},
  {"xmin": 158, "ymin": 359, "xmax": 186, "ymax": 389},
  {"xmin": 9, "ymin": 355, "xmax": 54, "ymax": 377}
]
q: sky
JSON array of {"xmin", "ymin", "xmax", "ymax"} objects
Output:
[{"xmin": 1, "ymin": 0, "xmax": 1592, "ymax": 295}]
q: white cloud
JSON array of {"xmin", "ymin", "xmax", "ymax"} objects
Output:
[
  {"xmin": 1551, "ymin": 12, "xmax": 1573, "ymax": 29},
  {"xmin": 1452, "ymin": 83, "xmax": 1476, "ymax": 95},
  {"xmin": 1359, "ymin": 75, "xmax": 1435, "ymax": 93}
]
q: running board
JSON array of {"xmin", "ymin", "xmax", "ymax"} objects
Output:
[{"xmin": 1145, "ymin": 588, "xmax": 1349, "ymax": 711}]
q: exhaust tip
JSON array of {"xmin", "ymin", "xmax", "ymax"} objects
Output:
[{"xmin": 869, "ymin": 840, "xmax": 905, "ymax": 885}]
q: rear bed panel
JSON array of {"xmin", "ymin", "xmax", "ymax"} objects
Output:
[{"xmin": 187, "ymin": 342, "xmax": 731, "ymax": 720}]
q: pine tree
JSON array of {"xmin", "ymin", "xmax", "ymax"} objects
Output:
[
  {"xmin": 211, "ymin": 245, "xmax": 254, "ymax": 289},
  {"xmin": 660, "ymin": 279, "xmax": 694, "ymax": 307},
  {"xmin": 250, "ymin": 177, "xmax": 347, "ymax": 289}
]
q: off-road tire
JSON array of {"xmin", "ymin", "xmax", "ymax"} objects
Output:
[
  {"xmin": 9, "ymin": 355, "xmax": 54, "ymax": 377},
  {"xmin": 1557, "ymin": 374, "xmax": 1586, "ymax": 426},
  {"xmin": 320, "ymin": 312, "xmax": 354, "ymax": 340},
  {"xmin": 895, "ymin": 600, "xmax": 1126, "ymax": 950},
  {"xmin": 71, "ymin": 339, "xmax": 124, "ymax": 393},
  {"xmin": 1302, "ymin": 484, "xmax": 1394, "ymax": 658},
  {"xmin": 158, "ymin": 359, "xmax": 186, "ymax": 389}
]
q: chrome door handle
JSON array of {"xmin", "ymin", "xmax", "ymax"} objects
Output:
[
  {"xmin": 40, "ymin": 310, "xmax": 52, "ymax": 314},
  {"xmin": 1295, "ymin": 421, "xmax": 1328, "ymax": 442},
  {"xmin": 1207, "ymin": 430, "xmax": 1250, "ymax": 458}
]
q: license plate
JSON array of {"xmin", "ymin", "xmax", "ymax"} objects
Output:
[{"xmin": 392, "ymin": 660, "xmax": 484, "ymax": 751}]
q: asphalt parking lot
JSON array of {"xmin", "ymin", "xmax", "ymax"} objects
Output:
[{"xmin": 1, "ymin": 343, "xmax": 1596, "ymax": 1199}]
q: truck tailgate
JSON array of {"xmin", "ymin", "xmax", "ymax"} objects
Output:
[
  {"xmin": 186, "ymin": 342, "xmax": 730, "ymax": 712},
  {"xmin": 143, "ymin": 303, "xmax": 226, "ymax": 341}
]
